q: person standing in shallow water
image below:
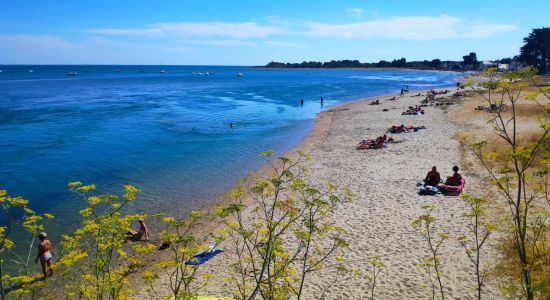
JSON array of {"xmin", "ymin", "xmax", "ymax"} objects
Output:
[
  {"xmin": 35, "ymin": 232, "xmax": 53, "ymax": 278},
  {"xmin": 320, "ymin": 96, "xmax": 324, "ymax": 106},
  {"xmin": 300, "ymin": 98, "xmax": 304, "ymax": 106}
]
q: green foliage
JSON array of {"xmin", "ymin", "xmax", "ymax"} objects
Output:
[
  {"xmin": 365, "ymin": 256, "xmax": 384, "ymax": 300},
  {"xmin": 217, "ymin": 152, "xmax": 354, "ymax": 299},
  {"xmin": 58, "ymin": 182, "xmax": 149, "ymax": 300},
  {"xmin": 0, "ymin": 189, "xmax": 54, "ymax": 299},
  {"xmin": 461, "ymin": 68, "xmax": 550, "ymax": 299},
  {"xmin": 463, "ymin": 52, "xmax": 479, "ymax": 69},
  {"xmin": 145, "ymin": 211, "xmax": 223, "ymax": 300},
  {"xmin": 413, "ymin": 205, "xmax": 447, "ymax": 300},
  {"xmin": 519, "ymin": 27, "xmax": 550, "ymax": 73},
  {"xmin": 458, "ymin": 195, "xmax": 495, "ymax": 300},
  {"xmin": 265, "ymin": 58, "xmax": 463, "ymax": 70}
]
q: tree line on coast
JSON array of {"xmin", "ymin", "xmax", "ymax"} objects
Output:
[{"xmin": 263, "ymin": 27, "xmax": 550, "ymax": 73}]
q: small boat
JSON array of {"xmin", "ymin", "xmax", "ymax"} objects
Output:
[
  {"xmin": 236, "ymin": 72, "xmax": 244, "ymax": 76},
  {"xmin": 0, "ymin": 70, "xmax": 2, "ymax": 73},
  {"xmin": 65, "ymin": 72, "xmax": 78, "ymax": 76},
  {"xmin": 159, "ymin": 70, "xmax": 166, "ymax": 73},
  {"xmin": 28, "ymin": 69, "xmax": 34, "ymax": 73}
]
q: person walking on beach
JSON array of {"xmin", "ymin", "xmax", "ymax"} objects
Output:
[{"xmin": 35, "ymin": 232, "xmax": 53, "ymax": 278}]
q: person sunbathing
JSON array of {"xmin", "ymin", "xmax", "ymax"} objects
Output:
[
  {"xmin": 374, "ymin": 134, "xmax": 387, "ymax": 148},
  {"xmin": 369, "ymin": 100, "xmax": 380, "ymax": 105},
  {"xmin": 388, "ymin": 96, "xmax": 396, "ymax": 100},
  {"xmin": 444, "ymin": 166, "xmax": 462, "ymax": 186},
  {"xmin": 424, "ymin": 166, "xmax": 441, "ymax": 186},
  {"xmin": 388, "ymin": 125, "xmax": 405, "ymax": 133},
  {"xmin": 356, "ymin": 139, "xmax": 374, "ymax": 150},
  {"xmin": 127, "ymin": 218, "xmax": 151, "ymax": 241},
  {"xmin": 357, "ymin": 134, "xmax": 387, "ymax": 150}
]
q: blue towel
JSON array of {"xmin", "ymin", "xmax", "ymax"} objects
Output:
[{"xmin": 185, "ymin": 249, "xmax": 223, "ymax": 265}]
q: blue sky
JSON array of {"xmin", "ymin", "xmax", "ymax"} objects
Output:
[{"xmin": 0, "ymin": 0, "xmax": 548, "ymax": 65}]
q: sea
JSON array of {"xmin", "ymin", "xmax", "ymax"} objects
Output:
[{"xmin": 0, "ymin": 65, "xmax": 457, "ymax": 237}]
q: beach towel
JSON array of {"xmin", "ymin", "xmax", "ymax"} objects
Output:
[
  {"xmin": 185, "ymin": 247, "xmax": 223, "ymax": 266},
  {"xmin": 418, "ymin": 185, "xmax": 439, "ymax": 196},
  {"xmin": 441, "ymin": 178, "xmax": 465, "ymax": 196}
]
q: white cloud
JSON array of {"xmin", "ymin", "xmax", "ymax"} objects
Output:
[
  {"xmin": 265, "ymin": 41, "xmax": 307, "ymax": 48},
  {"xmin": 305, "ymin": 15, "xmax": 516, "ymax": 40},
  {"xmin": 186, "ymin": 39, "xmax": 257, "ymax": 47},
  {"xmin": 88, "ymin": 22, "xmax": 286, "ymax": 39},
  {"xmin": 0, "ymin": 34, "xmax": 199, "ymax": 64},
  {"xmin": 0, "ymin": 34, "xmax": 81, "ymax": 63},
  {"xmin": 346, "ymin": 8, "xmax": 364, "ymax": 18},
  {"xmin": 462, "ymin": 22, "xmax": 518, "ymax": 39},
  {"xmin": 0, "ymin": 34, "xmax": 77, "ymax": 50},
  {"xmin": 85, "ymin": 15, "xmax": 515, "ymax": 43}
]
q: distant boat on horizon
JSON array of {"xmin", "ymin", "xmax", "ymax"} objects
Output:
[
  {"xmin": 159, "ymin": 70, "xmax": 166, "ymax": 73},
  {"xmin": 236, "ymin": 72, "xmax": 244, "ymax": 76},
  {"xmin": 65, "ymin": 72, "xmax": 78, "ymax": 76},
  {"xmin": 28, "ymin": 69, "xmax": 34, "ymax": 73}
]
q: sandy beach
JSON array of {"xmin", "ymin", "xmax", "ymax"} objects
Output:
[
  {"xmin": 136, "ymin": 87, "xmax": 506, "ymax": 299},
  {"xmin": 291, "ymin": 91, "xmax": 503, "ymax": 299}
]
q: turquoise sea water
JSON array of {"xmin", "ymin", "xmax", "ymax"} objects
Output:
[{"xmin": 0, "ymin": 65, "xmax": 457, "ymax": 236}]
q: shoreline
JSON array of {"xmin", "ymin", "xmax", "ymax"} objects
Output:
[{"xmin": 133, "ymin": 84, "xmax": 478, "ymax": 298}]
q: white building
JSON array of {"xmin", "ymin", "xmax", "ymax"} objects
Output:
[
  {"xmin": 498, "ymin": 63, "xmax": 510, "ymax": 71},
  {"xmin": 479, "ymin": 61, "xmax": 497, "ymax": 70}
]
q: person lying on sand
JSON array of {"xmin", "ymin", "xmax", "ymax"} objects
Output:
[
  {"xmin": 388, "ymin": 96, "xmax": 396, "ymax": 101},
  {"xmin": 402, "ymin": 106, "xmax": 424, "ymax": 115},
  {"xmin": 127, "ymin": 218, "xmax": 151, "ymax": 241},
  {"xmin": 424, "ymin": 166, "xmax": 441, "ymax": 186},
  {"xmin": 357, "ymin": 134, "xmax": 388, "ymax": 150},
  {"xmin": 389, "ymin": 125, "xmax": 426, "ymax": 133},
  {"xmin": 413, "ymin": 93, "xmax": 422, "ymax": 97},
  {"xmin": 369, "ymin": 100, "xmax": 380, "ymax": 105},
  {"xmin": 443, "ymin": 166, "xmax": 462, "ymax": 186},
  {"xmin": 388, "ymin": 124, "xmax": 406, "ymax": 133}
]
